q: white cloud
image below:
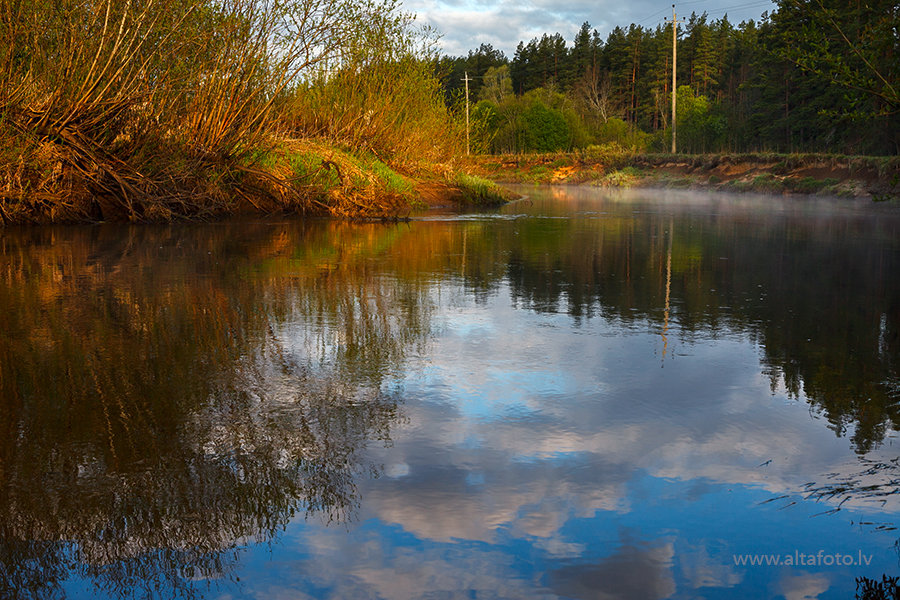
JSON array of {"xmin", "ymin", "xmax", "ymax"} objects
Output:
[
  {"xmin": 258, "ymin": 527, "xmax": 560, "ymax": 600},
  {"xmin": 343, "ymin": 283, "xmax": 900, "ymax": 553},
  {"xmin": 679, "ymin": 543, "xmax": 744, "ymax": 589},
  {"xmin": 776, "ymin": 571, "xmax": 831, "ymax": 600},
  {"xmin": 402, "ymin": 0, "xmax": 778, "ymax": 57}
]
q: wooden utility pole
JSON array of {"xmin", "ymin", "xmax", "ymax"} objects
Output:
[
  {"xmin": 665, "ymin": 6, "xmax": 684, "ymax": 153},
  {"xmin": 463, "ymin": 71, "xmax": 471, "ymax": 155}
]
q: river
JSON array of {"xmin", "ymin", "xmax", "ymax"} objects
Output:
[{"xmin": 1, "ymin": 186, "xmax": 899, "ymax": 599}]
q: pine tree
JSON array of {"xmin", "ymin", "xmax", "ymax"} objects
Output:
[
  {"xmin": 571, "ymin": 22, "xmax": 598, "ymax": 85},
  {"xmin": 691, "ymin": 15, "xmax": 718, "ymax": 96},
  {"xmin": 443, "ymin": 0, "xmax": 898, "ymax": 154}
]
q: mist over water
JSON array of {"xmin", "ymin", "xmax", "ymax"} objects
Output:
[{"xmin": 1, "ymin": 187, "xmax": 899, "ymax": 599}]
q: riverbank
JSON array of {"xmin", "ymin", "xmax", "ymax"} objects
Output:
[
  {"xmin": 1, "ymin": 0, "xmax": 518, "ymax": 227},
  {"xmin": 228, "ymin": 138, "xmax": 512, "ymax": 218},
  {"xmin": 470, "ymin": 152, "xmax": 900, "ymax": 200},
  {"xmin": 0, "ymin": 137, "xmax": 510, "ymax": 226}
]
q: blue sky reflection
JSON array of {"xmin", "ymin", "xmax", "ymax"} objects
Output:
[{"xmin": 230, "ymin": 260, "xmax": 900, "ymax": 599}]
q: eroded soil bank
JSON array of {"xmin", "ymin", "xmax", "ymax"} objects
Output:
[{"xmin": 471, "ymin": 153, "xmax": 900, "ymax": 200}]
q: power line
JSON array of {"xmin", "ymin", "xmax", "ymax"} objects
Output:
[
  {"xmin": 638, "ymin": 0, "xmax": 706, "ymax": 25},
  {"xmin": 703, "ymin": 0, "xmax": 774, "ymax": 16},
  {"xmin": 638, "ymin": 7, "xmax": 672, "ymax": 25},
  {"xmin": 644, "ymin": 0, "xmax": 774, "ymax": 25}
]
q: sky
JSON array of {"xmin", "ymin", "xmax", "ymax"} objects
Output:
[{"xmin": 402, "ymin": 0, "xmax": 778, "ymax": 57}]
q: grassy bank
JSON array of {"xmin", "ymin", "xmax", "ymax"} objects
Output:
[
  {"xmin": 0, "ymin": 0, "xmax": 508, "ymax": 226},
  {"xmin": 0, "ymin": 127, "xmax": 507, "ymax": 226},
  {"xmin": 233, "ymin": 140, "xmax": 510, "ymax": 220},
  {"xmin": 470, "ymin": 148, "xmax": 900, "ymax": 200}
]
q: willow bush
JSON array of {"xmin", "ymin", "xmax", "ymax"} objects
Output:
[
  {"xmin": 0, "ymin": 0, "xmax": 449, "ymax": 224},
  {"xmin": 283, "ymin": 1, "xmax": 465, "ymax": 173}
]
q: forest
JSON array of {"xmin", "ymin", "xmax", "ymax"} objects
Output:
[{"xmin": 438, "ymin": 0, "xmax": 899, "ymax": 155}]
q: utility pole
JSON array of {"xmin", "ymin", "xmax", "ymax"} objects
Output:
[
  {"xmin": 463, "ymin": 71, "xmax": 471, "ymax": 155},
  {"xmin": 665, "ymin": 5, "xmax": 684, "ymax": 154}
]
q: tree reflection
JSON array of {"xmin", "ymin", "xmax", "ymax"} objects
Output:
[
  {"xmin": 487, "ymin": 204, "xmax": 900, "ymax": 454},
  {"xmin": 333, "ymin": 200, "xmax": 900, "ymax": 455},
  {"xmin": 1, "ymin": 200, "xmax": 899, "ymax": 597},
  {"xmin": 0, "ymin": 223, "xmax": 424, "ymax": 598}
]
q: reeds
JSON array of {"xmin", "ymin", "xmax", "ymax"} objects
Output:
[{"xmin": 2, "ymin": 0, "xmax": 205, "ymax": 219}]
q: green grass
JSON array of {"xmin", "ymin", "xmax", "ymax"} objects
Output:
[
  {"xmin": 598, "ymin": 169, "xmax": 638, "ymax": 187},
  {"xmin": 750, "ymin": 173, "xmax": 784, "ymax": 193},
  {"xmin": 454, "ymin": 173, "xmax": 510, "ymax": 205},
  {"xmin": 367, "ymin": 159, "xmax": 414, "ymax": 195},
  {"xmin": 527, "ymin": 165, "xmax": 552, "ymax": 183},
  {"xmin": 242, "ymin": 147, "xmax": 279, "ymax": 170},
  {"xmin": 285, "ymin": 151, "xmax": 341, "ymax": 193},
  {"xmin": 470, "ymin": 151, "xmax": 900, "ymax": 201},
  {"xmin": 666, "ymin": 176, "xmax": 696, "ymax": 188},
  {"xmin": 783, "ymin": 176, "xmax": 840, "ymax": 194}
]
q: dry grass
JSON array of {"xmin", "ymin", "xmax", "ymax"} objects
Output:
[{"xmin": 0, "ymin": 0, "xmax": 464, "ymax": 224}]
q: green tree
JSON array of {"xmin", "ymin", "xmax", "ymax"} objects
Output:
[
  {"xmin": 676, "ymin": 85, "xmax": 725, "ymax": 152},
  {"xmin": 746, "ymin": 0, "xmax": 899, "ymax": 153},
  {"xmin": 471, "ymin": 99, "xmax": 501, "ymax": 153},
  {"xmin": 774, "ymin": 0, "xmax": 899, "ymax": 111},
  {"xmin": 479, "ymin": 65, "xmax": 513, "ymax": 104},
  {"xmin": 521, "ymin": 98, "xmax": 570, "ymax": 152},
  {"xmin": 445, "ymin": 0, "xmax": 899, "ymax": 155},
  {"xmin": 570, "ymin": 22, "xmax": 602, "ymax": 85},
  {"xmin": 687, "ymin": 13, "xmax": 719, "ymax": 96}
]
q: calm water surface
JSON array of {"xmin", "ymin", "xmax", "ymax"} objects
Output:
[{"xmin": 2, "ymin": 187, "xmax": 899, "ymax": 599}]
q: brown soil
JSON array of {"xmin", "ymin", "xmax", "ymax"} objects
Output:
[
  {"xmin": 470, "ymin": 153, "xmax": 900, "ymax": 200},
  {"xmin": 415, "ymin": 181, "xmax": 464, "ymax": 208}
]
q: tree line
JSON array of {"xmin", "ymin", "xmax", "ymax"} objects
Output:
[{"xmin": 438, "ymin": 0, "xmax": 899, "ymax": 155}]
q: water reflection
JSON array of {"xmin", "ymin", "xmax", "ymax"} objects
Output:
[
  {"xmin": 482, "ymin": 189, "xmax": 900, "ymax": 453},
  {"xmin": 1, "ymin": 188, "xmax": 899, "ymax": 598},
  {"xmin": 0, "ymin": 223, "xmax": 421, "ymax": 598}
]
